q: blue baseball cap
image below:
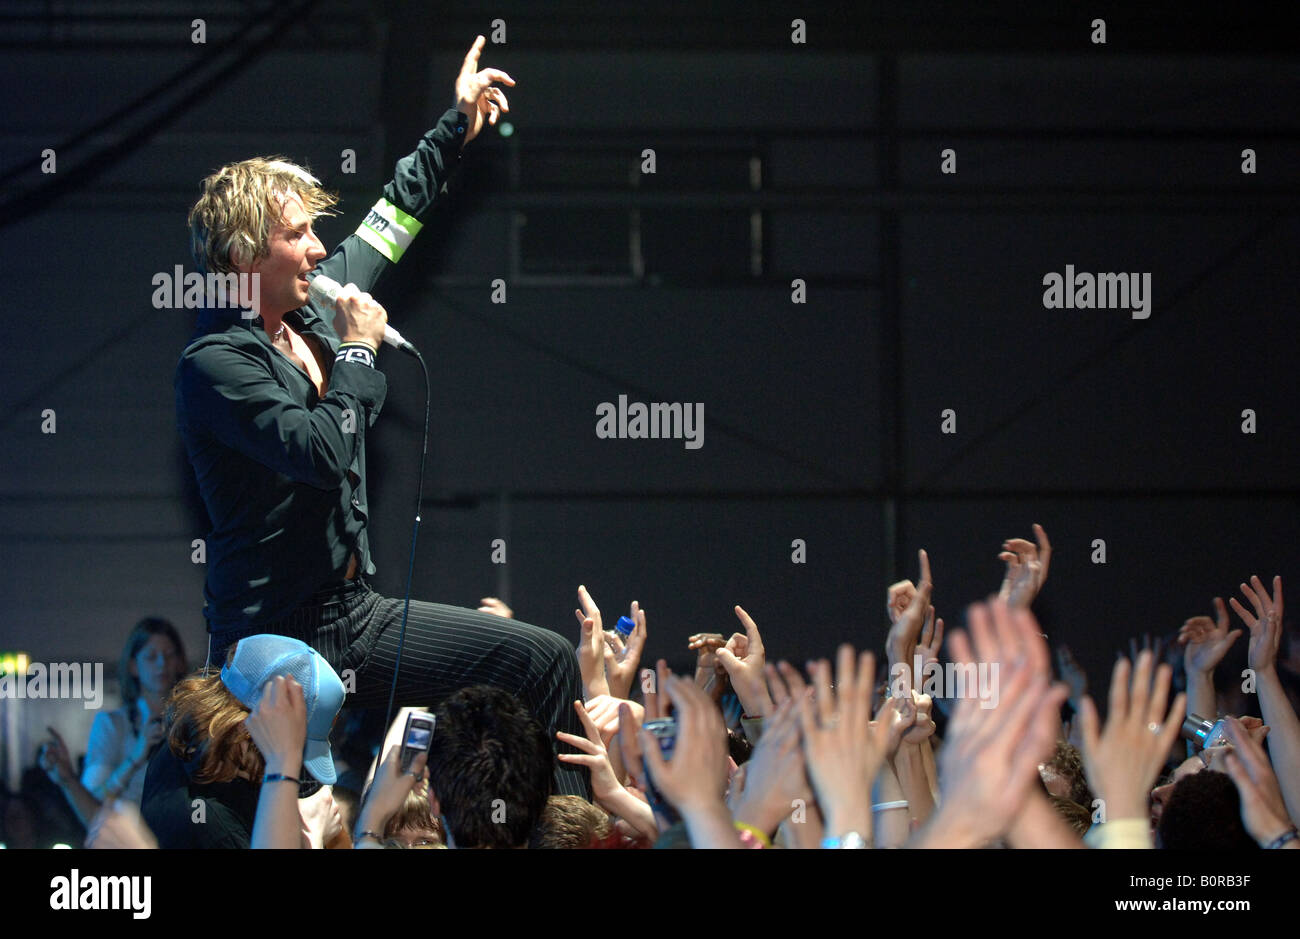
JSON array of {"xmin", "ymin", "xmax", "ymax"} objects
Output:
[{"xmin": 220, "ymin": 635, "xmax": 346, "ymax": 784}]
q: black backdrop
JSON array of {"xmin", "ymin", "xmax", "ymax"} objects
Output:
[{"xmin": 0, "ymin": 1, "xmax": 1295, "ymax": 709}]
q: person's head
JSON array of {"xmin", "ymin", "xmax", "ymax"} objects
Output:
[
  {"xmin": 382, "ymin": 787, "xmax": 445, "ymax": 849},
  {"xmin": 1156, "ymin": 770, "xmax": 1258, "ymax": 850},
  {"xmin": 426, "ymin": 686, "xmax": 553, "ymax": 849},
  {"xmin": 530, "ymin": 795, "xmax": 612, "ymax": 849},
  {"xmin": 119, "ymin": 617, "xmax": 188, "ymax": 708},
  {"xmin": 1038, "ymin": 739, "xmax": 1091, "ymax": 807},
  {"xmin": 219, "ymin": 635, "xmax": 346, "ymax": 784},
  {"xmin": 188, "ymin": 158, "xmax": 337, "ymax": 316},
  {"xmin": 164, "ymin": 664, "xmax": 262, "ymax": 786},
  {"xmin": 1047, "ymin": 795, "xmax": 1092, "ymax": 837}
]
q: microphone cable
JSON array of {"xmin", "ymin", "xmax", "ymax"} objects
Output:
[{"xmin": 380, "ymin": 342, "xmax": 432, "ymax": 741}]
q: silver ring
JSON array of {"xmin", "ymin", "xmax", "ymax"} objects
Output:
[{"xmin": 1147, "ymin": 722, "xmax": 1161, "ymax": 735}]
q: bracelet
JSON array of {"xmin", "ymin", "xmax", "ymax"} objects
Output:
[
  {"xmin": 872, "ymin": 800, "xmax": 909, "ymax": 812},
  {"xmin": 336, "ymin": 342, "xmax": 376, "ymax": 368},
  {"xmin": 733, "ymin": 820, "xmax": 771, "ymax": 848},
  {"xmin": 354, "ymin": 830, "xmax": 384, "ymax": 844},
  {"xmin": 262, "ymin": 773, "xmax": 300, "ymax": 784},
  {"xmin": 1265, "ymin": 827, "xmax": 1299, "ymax": 849},
  {"xmin": 821, "ymin": 831, "xmax": 868, "ymax": 849}
]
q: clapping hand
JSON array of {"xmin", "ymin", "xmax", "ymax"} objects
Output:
[
  {"xmin": 797, "ymin": 645, "xmax": 897, "ymax": 844},
  {"xmin": 1078, "ymin": 651, "xmax": 1185, "ymax": 823},
  {"xmin": 730, "ymin": 696, "xmax": 814, "ymax": 838},
  {"xmin": 912, "ymin": 601, "xmax": 1067, "ymax": 848}
]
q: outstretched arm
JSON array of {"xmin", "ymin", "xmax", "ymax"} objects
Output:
[
  {"xmin": 1231, "ymin": 575, "xmax": 1300, "ymax": 823},
  {"xmin": 1177, "ymin": 597, "xmax": 1240, "ymax": 722},
  {"xmin": 314, "ymin": 37, "xmax": 515, "ymax": 298}
]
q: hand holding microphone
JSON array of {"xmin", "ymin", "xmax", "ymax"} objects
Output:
[{"xmin": 308, "ymin": 273, "xmax": 416, "ymax": 354}]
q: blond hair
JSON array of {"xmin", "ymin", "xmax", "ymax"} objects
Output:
[{"xmin": 188, "ymin": 157, "xmax": 339, "ymax": 274}]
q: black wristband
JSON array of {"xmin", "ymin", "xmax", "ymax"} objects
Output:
[{"xmin": 336, "ymin": 342, "xmax": 376, "ymax": 368}]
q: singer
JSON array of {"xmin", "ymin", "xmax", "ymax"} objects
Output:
[{"xmin": 174, "ymin": 37, "xmax": 589, "ymax": 797}]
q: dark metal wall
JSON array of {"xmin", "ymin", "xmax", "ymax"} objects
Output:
[{"xmin": 0, "ymin": 3, "xmax": 1295, "ymax": 706}]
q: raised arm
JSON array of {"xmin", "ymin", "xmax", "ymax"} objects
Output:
[
  {"xmin": 1230, "ymin": 575, "xmax": 1300, "ymax": 822},
  {"xmin": 313, "ymin": 36, "xmax": 515, "ymax": 298},
  {"xmin": 1177, "ymin": 597, "xmax": 1240, "ymax": 722}
]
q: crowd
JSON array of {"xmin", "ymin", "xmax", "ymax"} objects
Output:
[{"xmin": 3, "ymin": 524, "xmax": 1296, "ymax": 850}]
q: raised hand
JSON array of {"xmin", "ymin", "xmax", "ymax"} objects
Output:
[
  {"xmin": 574, "ymin": 585, "xmax": 610, "ymax": 698},
  {"xmin": 355, "ymin": 744, "xmax": 427, "ymax": 848},
  {"xmin": 1078, "ymin": 651, "xmax": 1185, "ymax": 824},
  {"xmin": 716, "ymin": 606, "xmax": 774, "ymax": 718},
  {"xmin": 298, "ymin": 785, "xmax": 344, "ymax": 850},
  {"xmin": 998, "ymin": 523, "xmax": 1051, "ymax": 609},
  {"xmin": 38, "ymin": 728, "xmax": 77, "ymax": 786},
  {"xmin": 615, "ymin": 701, "xmax": 649, "ymax": 795},
  {"xmin": 797, "ymin": 645, "xmax": 896, "ymax": 844},
  {"xmin": 887, "ymin": 579, "xmax": 918, "ymax": 625},
  {"xmin": 454, "ymin": 35, "xmax": 516, "ymax": 143},
  {"xmin": 917, "ymin": 611, "xmax": 945, "ymax": 675},
  {"xmin": 245, "ymin": 675, "xmax": 307, "ymax": 777},
  {"xmin": 911, "ymin": 601, "xmax": 1068, "ymax": 848},
  {"xmin": 642, "ymin": 658, "xmax": 673, "ymax": 721},
  {"xmin": 1054, "ymin": 644, "xmax": 1089, "ymax": 703},
  {"xmin": 687, "ymin": 631, "xmax": 728, "ymax": 699},
  {"xmin": 558, "ymin": 700, "xmax": 658, "ymax": 841},
  {"xmin": 640, "ymin": 674, "xmax": 739, "ymax": 848},
  {"xmin": 730, "ymin": 697, "xmax": 814, "ymax": 838},
  {"xmin": 1178, "ymin": 598, "xmax": 1241, "ymax": 675},
  {"xmin": 602, "ymin": 600, "xmax": 646, "ymax": 700},
  {"xmin": 477, "ymin": 597, "xmax": 513, "ymax": 619},
  {"xmin": 558, "ymin": 700, "xmax": 624, "ymax": 801},
  {"xmin": 1221, "ymin": 716, "xmax": 1298, "ymax": 847},
  {"xmin": 897, "ymin": 689, "xmax": 937, "ymax": 747},
  {"xmin": 765, "ymin": 660, "xmax": 809, "ymax": 709},
  {"xmin": 1230, "ymin": 575, "xmax": 1284, "ymax": 675},
  {"xmin": 886, "ymin": 549, "xmax": 934, "ymax": 693},
  {"xmin": 127, "ymin": 704, "xmax": 165, "ymax": 767},
  {"xmin": 583, "ymin": 693, "xmax": 643, "ymax": 746}
]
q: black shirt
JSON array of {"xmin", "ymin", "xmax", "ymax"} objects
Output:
[
  {"xmin": 175, "ymin": 108, "xmax": 468, "ymax": 633},
  {"xmin": 140, "ymin": 743, "xmax": 259, "ymax": 849}
]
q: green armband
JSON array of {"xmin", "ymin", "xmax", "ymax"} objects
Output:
[{"xmin": 355, "ymin": 198, "xmax": 423, "ymax": 263}]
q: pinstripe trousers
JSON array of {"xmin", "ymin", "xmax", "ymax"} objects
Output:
[{"xmin": 209, "ymin": 577, "xmax": 590, "ymax": 798}]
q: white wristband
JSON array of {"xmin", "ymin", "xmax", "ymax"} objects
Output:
[{"xmin": 872, "ymin": 800, "xmax": 909, "ymax": 812}]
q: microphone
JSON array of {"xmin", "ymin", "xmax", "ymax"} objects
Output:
[{"xmin": 307, "ymin": 273, "xmax": 416, "ymax": 354}]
